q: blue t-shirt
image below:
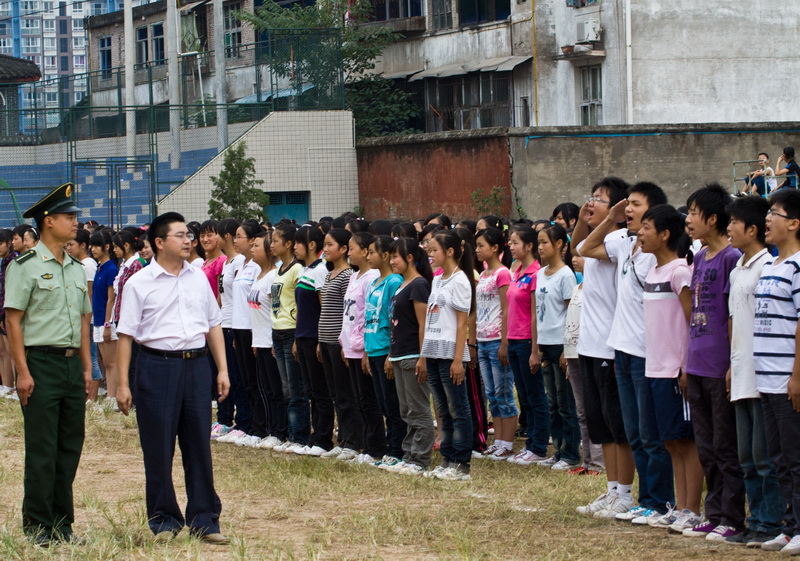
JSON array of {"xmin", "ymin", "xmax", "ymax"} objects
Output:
[
  {"xmin": 92, "ymin": 259, "xmax": 119, "ymax": 326},
  {"xmin": 364, "ymin": 273, "xmax": 402, "ymax": 357}
]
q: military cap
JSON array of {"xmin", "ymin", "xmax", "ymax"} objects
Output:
[{"xmin": 23, "ymin": 182, "xmax": 81, "ymax": 223}]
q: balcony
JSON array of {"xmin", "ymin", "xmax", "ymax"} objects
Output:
[{"xmin": 363, "ymin": 15, "xmax": 426, "ymax": 34}]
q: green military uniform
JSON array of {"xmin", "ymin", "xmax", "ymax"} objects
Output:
[{"xmin": 4, "ymin": 183, "xmax": 91, "ymax": 541}]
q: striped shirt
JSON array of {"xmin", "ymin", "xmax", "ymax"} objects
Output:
[
  {"xmin": 753, "ymin": 251, "xmax": 800, "ymax": 394},
  {"xmin": 318, "ymin": 268, "xmax": 352, "ymax": 344}
]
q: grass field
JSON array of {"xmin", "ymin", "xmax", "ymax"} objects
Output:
[{"xmin": 0, "ymin": 398, "xmax": 773, "ymax": 560}]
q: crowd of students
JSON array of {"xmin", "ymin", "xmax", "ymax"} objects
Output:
[{"xmin": 3, "ymin": 164, "xmax": 800, "ymax": 553}]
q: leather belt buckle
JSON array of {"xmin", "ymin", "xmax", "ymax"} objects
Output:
[
  {"xmin": 183, "ymin": 351, "xmax": 192, "ymax": 360},
  {"xmin": 65, "ymin": 349, "xmax": 77, "ymax": 358}
]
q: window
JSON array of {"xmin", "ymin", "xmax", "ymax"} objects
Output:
[
  {"xmin": 72, "ymin": 36, "xmax": 84, "ymax": 49},
  {"xmin": 567, "ymin": 0, "xmax": 598, "ymax": 6},
  {"xmin": 579, "ymin": 65, "xmax": 602, "ymax": 126},
  {"xmin": 21, "ymin": 0, "xmax": 39, "ymax": 14},
  {"xmin": 44, "ymin": 55, "xmax": 56, "ymax": 68},
  {"xmin": 45, "ymin": 92, "xmax": 58, "ymax": 105},
  {"xmin": 44, "ymin": 37, "xmax": 56, "ymax": 50},
  {"xmin": 22, "ymin": 37, "xmax": 40, "ymax": 53},
  {"xmin": 60, "ymin": 55, "xmax": 68, "ymax": 70},
  {"xmin": 459, "ymin": 0, "xmax": 509, "ymax": 25},
  {"xmin": 59, "ymin": 1, "xmax": 66, "ymax": 15},
  {"xmin": 425, "ymin": 71, "xmax": 511, "ymax": 131},
  {"xmin": 59, "ymin": 37, "xmax": 68, "ymax": 52},
  {"xmin": 223, "ymin": 3, "xmax": 242, "ymax": 58},
  {"xmin": 24, "ymin": 55, "xmax": 41, "ymax": 66},
  {"xmin": 43, "ymin": 1, "xmax": 54, "ymax": 11},
  {"xmin": 59, "ymin": 19, "xmax": 67, "ymax": 33},
  {"xmin": 75, "ymin": 91, "xmax": 85, "ymax": 103},
  {"xmin": 43, "ymin": 19, "xmax": 56, "ymax": 32},
  {"xmin": 0, "ymin": 39, "xmax": 11, "ymax": 55},
  {"xmin": 72, "ymin": 1, "xmax": 83, "ymax": 13},
  {"xmin": 151, "ymin": 22, "xmax": 164, "ymax": 64},
  {"xmin": 22, "ymin": 18, "xmax": 41, "ymax": 33},
  {"xmin": 371, "ymin": 0, "xmax": 421, "ymax": 20},
  {"xmin": 0, "ymin": 21, "xmax": 9, "ymax": 34},
  {"xmin": 99, "ymin": 36, "xmax": 112, "ymax": 79},
  {"xmin": 135, "ymin": 26, "xmax": 148, "ymax": 66},
  {"xmin": 431, "ymin": 0, "xmax": 452, "ymax": 30},
  {"xmin": 72, "ymin": 19, "xmax": 83, "ymax": 31},
  {"xmin": 22, "ymin": 91, "xmax": 42, "ymax": 107},
  {"xmin": 0, "ymin": 3, "xmax": 10, "ymax": 16},
  {"xmin": 73, "ymin": 54, "xmax": 85, "ymax": 68}
]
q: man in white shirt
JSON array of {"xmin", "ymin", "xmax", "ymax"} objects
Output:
[{"xmin": 116, "ymin": 212, "xmax": 230, "ymax": 545}]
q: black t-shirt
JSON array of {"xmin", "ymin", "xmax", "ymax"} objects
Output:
[
  {"xmin": 783, "ymin": 160, "xmax": 800, "ymax": 188},
  {"xmin": 389, "ymin": 276, "xmax": 431, "ymax": 358}
]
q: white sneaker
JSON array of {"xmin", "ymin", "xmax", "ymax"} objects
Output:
[
  {"xmin": 98, "ymin": 388, "xmax": 107, "ymax": 396},
  {"xmin": 349, "ymin": 453, "xmax": 376, "ymax": 465},
  {"xmin": 762, "ymin": 533, "xmax": 791, "ymax": 551},
  {"xmin": 551, "ymin": 460, "xmax": 580, "ymax": 471},
  {"xmin": 615, "ymin": 505, "xmax": 647, "ymax": 522},
  {"xmin": 304, "ymin": 446, "xmax": 327, "ymax": 457},
  {"xmin": 423, "ymin": 465, "xmax": 448, "ymax": 478},
  {"xmin": 509, "ymin": 450, "xmax": 546, "ymax": 466},
  {"xmin": 0, "ymin": 385, "xmax": 11, "ymax": 397},
  {"xmin": 576, "ymin": 493, "xmax": 611, "ymax": 515},
  {"xmin": 336, "ymin": 448, "xmax": 359, "ymax": 461},
  {"xmin": 536, "ymin": 456, "xmax": 558, "ymax": 467},
  {"xmin": 273, "ymin": 441, "xmax": 295, "ymax": 453},
  {"xmin": 290, "ymin": 444, "xmax": 310, "ymax": 455},
  {"xmin": 398, "ymin": 463, "xmax": 425, "ymax": 476},
  {"xmin": 257, "ymin": 436, "xmax": 281, "ymax": 449},
  {"xmin": 236, "ymin": 435, "xmax": 261, "ymax": 447},
  {"xmin": 595, "ymin": 495, "xmax": 634, "ymax": 519},
  {"xmin": 782, "ymin": 535, "xmax": 800, "ymax": 555},
  {"xmin": 5, "ymin": 390, "xmax": 18, "ymax": 401},
  {"xmin": 218, "ymin": 429, "xmax": 246, "ymax": 443},
  {"xmin": 434, "ymin": 465, "xmax": 470, "ymax": 481},
  {"xmin": 321, "ymin": 446, "xmax": 343, "ymax": 459},
  {"xmin": 384, "ymin": 460, "xmax": 408, "ymax": 473}
]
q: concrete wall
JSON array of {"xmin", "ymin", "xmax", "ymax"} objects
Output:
[
  {"xmin": 357, "ymin": 128, "xmax": 512, "ymax": 219},
  {"xmin": 510, "ymin": 123, "xmax": 800, "ymax": 220},
  {"xmin": 158, "ymin": 111, "xmax": 358, "ymax": 221}
]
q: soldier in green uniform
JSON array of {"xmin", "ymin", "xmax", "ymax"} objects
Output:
[{"xmin": 5, "ymin": 183, "xmax": 92, "ymax": 547}]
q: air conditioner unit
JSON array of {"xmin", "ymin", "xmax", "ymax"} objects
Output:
[{"xmin": 576, "ymin": 19, "xmax": 601, "ymax": 42}]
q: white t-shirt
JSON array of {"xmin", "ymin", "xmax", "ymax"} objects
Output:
[
  {"xmin": 606, "ymin": 234, "xmax": 655, "ymax": 358},
  {"xmin": 535, "ymin": 265, "xmax": 576, "ymax": 345},
  {"xmin": 249, "ymin": 269, "xmax": 276, "ymax": 348},
  {"xmin": 220, "ymin": 253, "xmax": 244, "ymax": 329},
  {"xmin": 476, "ymin": 266, "xmax": 511, "ymax": 342},
  {"xmin": 421, "ymin": 269, "xmax": 471, "ymax": 362},
  {"xmin": 563, "ymin": 283, "xmax": 583, "ymax": 359},
  {"xmin": 81, "ymin": 256, "xmax": 97, "ymax": 284},
  {"xmin": 191, "ymin": 257, "xmax": 204, "ymax": 268},
  {"xmin": 231, "ymin": 258, "xmax": 261, "ymax": 330},
  {"xmin": 729, "ymin": 249, "xmax": 770, "ymax": 401},
  {"xmin": 576, "ymin": 230, "xmax": 625, "ymax": 360}
]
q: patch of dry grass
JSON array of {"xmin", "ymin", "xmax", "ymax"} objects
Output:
[{"xmin": 0, "ymin": 399, "xmax": 770, "ymax": 560}]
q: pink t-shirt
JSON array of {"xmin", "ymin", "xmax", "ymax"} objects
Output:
[
  {"xmin": 202, "ymin": 255, "xmax": 226, "ymax": 299},
  {"xmin": 476, "ymin": 266, "xmax": 511, "ymax": 341},
  {"xmin": 507, "ymin": 260, "xmax": 540, "ymax": 340},
  {"xmin": 339, "ymin": 268, "xmax": 380, "ymax": 359},
  {"xmin": 643, "ymin": 258, "xmax": 692, "ymax": 378}
]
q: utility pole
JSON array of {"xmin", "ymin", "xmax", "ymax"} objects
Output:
[
  {"xmin": 213, "ymin": 0, "xmax": 228, "ymax": 151},
  {"xmin": 124, "ymin": 0, "xmax": 136, "ymax": 161},
  {"xmin": 166, "ymin": 0, "xmax": 181, "ymax": 168}
]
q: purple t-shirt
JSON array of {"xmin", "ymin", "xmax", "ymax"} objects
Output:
[{"xmin": 686, "ymin": 244, "xmax": 741, "ymax": 378}]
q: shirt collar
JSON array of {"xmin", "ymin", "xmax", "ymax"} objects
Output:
[
  {"xmin": 739, "ymin": 248, "xmax": 769, "ymax": 269},
  {"xmin": 149, "ymin": 257, "xmax": 191, "ymax": 278},
  {"xmin": 124, "ymin": 254, "xmax": 140, "ymax": 267},
  {"xmin": 37, "ymin": 242, "xmax": 71, "ymax": 265}
]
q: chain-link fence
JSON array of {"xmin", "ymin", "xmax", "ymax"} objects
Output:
[{"xmin": 0, "ymin": 28, "xmax": 344, "ymax": 227}]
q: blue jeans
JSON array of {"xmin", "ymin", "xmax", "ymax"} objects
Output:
[
  {"xmin": 615, "ymin": 351, "xmax": 674, "ymax": 512},
  {"xmin": 540, "ymin": 344, "xmax": 580, "ymax": 465},
  {"xmin": 426, "ymin": 358, "xmax": 473, "ymax": 466},
  {"xmin": 735, "ymin": 398, "xmax": 783, "ymax": 533},
  {"xmin": 477, "ymin": 340, "xmax": 518, "ymax": 419},
  {"xmin": 507, "ymin": 339, "xmax": 549, "ymax": 457},
  {"xmin": 89, "ymin": 339, "xmax": 102, "ymax": 381},
  {"xmin": 762, "ymin": 392, "xmax": 800, "ymax": 536},
  {"xmin": 272, "ymin": 330, "xmax": 310, "ymax": 445}
]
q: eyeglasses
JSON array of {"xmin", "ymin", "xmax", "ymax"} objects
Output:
[
  {"xmin": 421, "ymin": 239, "xmax": 431, "ymax": 246},
  {"xmin": 587, "ymin": 196, "xmax": 610, "ymax": 205},
  {"xmin": 767, "ymin": 209, "xmax": 794, "ymax": 220},
  {"xmin": 166, "ymin": 231, "xmax": 195, "ymax": 241}
]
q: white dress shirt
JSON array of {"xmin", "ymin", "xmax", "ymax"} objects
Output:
[{"xmin": 117, "ymin": 258, "xmax": 221, "ymax": 351}]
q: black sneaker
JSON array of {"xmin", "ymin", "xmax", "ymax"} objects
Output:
[
  {"xmin": 724, "ymin": 527, "xmax": 753, "ymax": 546},
  {"xmin": 746, "ymin": 530, "xmax": 781, "ymax": 548}
]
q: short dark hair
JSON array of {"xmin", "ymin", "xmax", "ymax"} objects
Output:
[
  {"xmin": 784, "ymin": 146, "xmax": 795, "ymax": 161},
  {"xmin": 642, "ymin": 204, "xmax": 690, "ymax": 255},
  {"xmin": 628, "ymin": 182, "xmax": 668, "ymax": 207},
  {"xmin": 149, "ymin": 212, "xmax": 185, "ymax": 257},
  {"xmin": 592, "ymin": 177, "xmax": 630, "ymax": 207},
  {"xmin": 758, "ymin": 152, "xmax": 770, "ymax": 160},
  {"xmin": 769, "ymin": 189, "xmax": 800, "ymax": 240},
  {"xmin": 686, "ymin": 183, "xmax": 731, "ymax": 234},
  {"xmin": 729, "ymin": 195, "xmax": 769, "ymax": 245}
]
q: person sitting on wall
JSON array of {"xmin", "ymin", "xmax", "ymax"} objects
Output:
[
  {"xmin": 744, "ymin": 152, "xmax": 777, "ymax": 197},
  {"xmin": 775, "ymin": 147, "xmax": 800, "ymax": 190}
]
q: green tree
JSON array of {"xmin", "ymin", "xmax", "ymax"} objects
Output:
[
  {"xmin": 240, "ymin": 0, "xmax": 419, "ymax": 138},
  {"xmin": 208, "ymin": 142, "xmax": 269, "ymax": 221}
]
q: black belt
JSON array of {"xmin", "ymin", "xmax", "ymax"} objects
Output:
[
  {"xmin": 141, "ymin": 345, "xmax": 208, "ymax": 360},
  {"xmin": 26, "ymin": 346, "xmax": 79, "ymax": 358}
]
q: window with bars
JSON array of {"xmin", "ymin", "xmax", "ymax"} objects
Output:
[
  {"xmin": 425, "ymin": 71, "xmax": 511, "ymax": 132},
  {"xmin": 431, "ymin": 0, "xmax": 452, "ymax": 30},
  {"xmin": 579, "ymin": 65, "xmax": 602, "ymax": 126},
  {"xmin": 223, "ymin": 3, "xmax": 242, "ymax": 58}
]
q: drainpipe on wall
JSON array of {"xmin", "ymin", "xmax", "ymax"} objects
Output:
[
  {"xmin": 167, "ymin": 0, "xmax": 182, "ymax": 168},
  {"xmin": 624, "ymin": 0, "xmax": 633, "ymax": 124},
  {"xmin": 531, "ymin": 0, "xmax": 539, "ymax": 126},
  {"xmin": 124, "ymin": 0, "xmax": 135, "ymax": 161}
]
